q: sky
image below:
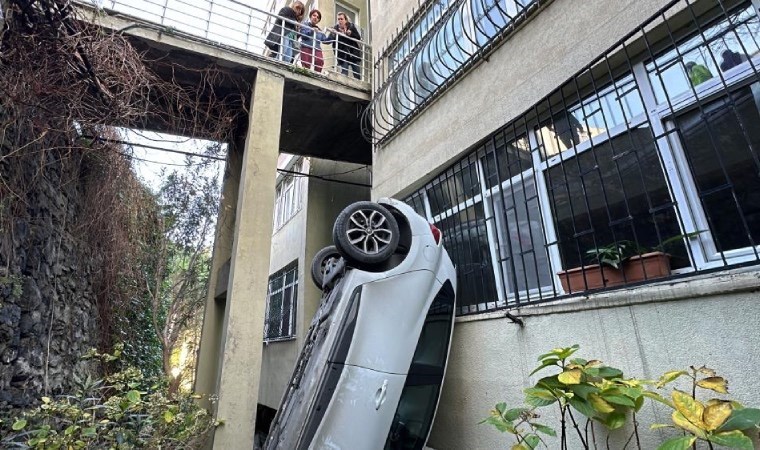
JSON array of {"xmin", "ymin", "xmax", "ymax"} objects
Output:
[{"xmin": 119, "ymin": 129, "xmax": 225, "ymax": 194}]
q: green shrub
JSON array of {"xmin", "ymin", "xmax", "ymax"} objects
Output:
[
  {"xmin": 482, "ymin": 345, "xmax": 760, "ymax": 450},
  {"xmin": 0, "ymin": 344, "xmax": 214, "ymax": 449}
]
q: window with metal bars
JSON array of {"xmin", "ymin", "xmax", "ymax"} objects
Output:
[
  {"xmin": 406, "ymin": 0, "xmax": 760, "ymax": 315},
  {"xmin": 273, "ymin": 159, "xmax": 303, "ymax": 231},
  {"xmin": 264, "ymin": 263, "xmax": 298, "ymax": 341}
]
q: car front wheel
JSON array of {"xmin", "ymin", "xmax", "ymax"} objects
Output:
[{"xmin": 333, "ymin": 201, "xmax": 400, "ymax": 268}]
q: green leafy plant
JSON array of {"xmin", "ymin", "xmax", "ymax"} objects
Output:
[
  {"xmin": 0, "ymin": 345, "xmax": 215, "ymax": 449},
  {"xmin": 650, "ymin": 366, "xmax": 760, "ymax": 450},
  {"xmin": 483, "ymin": 346, "xmax": 760, "ymax": 449},
  {"xmin": 586, "ymin": 232, "xmax": 704, "ymax": 269},
  {"xmin": 482, "ymin": 345, "xmax": 647, "ymax": 449},
  {"xmin": 586, "ymin": 241, "xmax": 641, "ymax": 269}
]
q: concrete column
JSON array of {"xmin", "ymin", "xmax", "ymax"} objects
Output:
[
  {"xmin": 212, "ymin": 70, "xmax": 284, "ymax": 449},
  {"xmin": 193, "ymin": 147, "xmax": 242, "ymax": 409}
]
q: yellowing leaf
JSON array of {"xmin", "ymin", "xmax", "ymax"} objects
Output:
[
  {"xmin": 672, "ymin": 390, "xmax": 706, "ymax": 429},
  {"xmin": 657, "ymin": 371, "xmax": 688, "ymax": 388},
  {"xmin": 511, "ymin": 445, "xmax": 529, "ymax": 450},
  {"xmin": 672, "ymin": 411, "xmax": 707, "ymax": 438},
  {"xmin": 163, "ymin": 410, "xmax": 175, "ymax": 423},
  {"xmin": 558, "ymin": 369, "xmax": 582, "ymax": 385},
  {"xmin": 41, "ymin": 397, "xmax": 51, "ymax": 404},
  {"xmin": 694, "ymin": 366, "xmax": 717, "ymax": 377},
  {"xmin": 696, "ymin": 377, "xmax": 728, "ymax": 394},
  {"xmin": 702, "ymin": 401, "xmax": 732, "ymax": 431},
  {"xmin": 586, "ymin": 359, "xmax": 603, "ymax": 367},
  {"xmin": 588, "ymin": 393, "xmax": 615, "ymax": 414}
]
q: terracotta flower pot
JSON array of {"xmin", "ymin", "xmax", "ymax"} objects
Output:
[
  {"xmin": 557, "ymin": 252, "xmax": 672, "ymax": 294},
  {"xmin": 557, "ymin": 264, "xmax": 625, "ymax": 294},
  {"xmin": 622, "ymin": 251, "xmax": 671, "ymax": 283}
]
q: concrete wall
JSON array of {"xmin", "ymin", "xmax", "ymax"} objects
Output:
[
  {"xmin": 370, "ymin": 0, "xmax": 678, "ymax": 199},
  {"xmin": 258, "ymin": 161, "xmax": 308, "ymax": 409},
  {"xmin": 429, "ymin": 270, "xmax": 760, "ymax": 449}
]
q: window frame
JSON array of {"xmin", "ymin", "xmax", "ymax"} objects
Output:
[{"xmin": 263, "ymin": 263, "xmax": 299, "ymax": 342}]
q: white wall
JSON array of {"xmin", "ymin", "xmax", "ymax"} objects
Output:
[
  {"xmin": 370, "ymin": 0, "xmax": 679, "ymax": 199},
  {"xmin": 429, "ymin": 271, "xmax": 760, "ymax": 449}
]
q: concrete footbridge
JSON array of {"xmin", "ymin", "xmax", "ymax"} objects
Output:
[{"xmin": 72, "ymin": 1, "xmax": 373, "ymax": 448}]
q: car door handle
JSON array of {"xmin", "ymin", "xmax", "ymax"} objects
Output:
[{"xmin": 375, "ymin": 379, "xmax": 388, "ymax": 410}]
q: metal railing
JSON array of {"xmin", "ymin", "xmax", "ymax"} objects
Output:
[
  {"xmin": 78, "ymin": 0, "xmax": 372, "ymax": 84},
  {"xmin": 364, "ymin": 0, "xmax": 544, "ymax": 144},
  {"xmin": 403, "ymin": 0, "xmax": 760, "ymax": 316}
]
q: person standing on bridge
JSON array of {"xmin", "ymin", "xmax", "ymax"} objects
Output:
[
  {"xmin": 329, "ymin": 12, "xmax": 362, "ymax": 79},
  {"xmin": 265, "ymin": 1, "xmax": 305, "ymax": 63},
  {"xmin": 300, "ymin": 9, "xmax": 329, "ymax": 73}
]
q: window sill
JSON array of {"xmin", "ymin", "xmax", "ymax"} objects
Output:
[
  {"xmin": 455, "ymin": 265, "xmax": 760, "ymax": 324},
  {"xmin": 263, "ymin": 336, "xmax": 297, "ymax": 344}
]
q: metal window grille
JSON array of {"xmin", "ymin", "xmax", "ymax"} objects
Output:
[
  {"xmin": 406, "ymin": 0, "xmax": 760, "ymax": 316},
  {"xmin": 264, "ymin": 263, "xmax": 298, "ymax": 341},
  {"xmin": 366, "ymin": 0, "xmax": 545, "ymax": 144}
]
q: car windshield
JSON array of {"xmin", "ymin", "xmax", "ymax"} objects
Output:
[{"xmin": 265, "ymin": 275, "xmax": 358, "ymax": 449}]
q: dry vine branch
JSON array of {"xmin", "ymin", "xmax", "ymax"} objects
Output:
[{"xmin": 0, "ymin": 0, "xmax": 246, "ymax": 381}]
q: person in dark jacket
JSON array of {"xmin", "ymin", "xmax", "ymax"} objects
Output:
[
  {"xmin": 329, "ymin": 12, "xmax": 362, "ymax": 79},
  {"xmin": 265, "ymin": 1, "xmax": 305, "ymax": 63}
]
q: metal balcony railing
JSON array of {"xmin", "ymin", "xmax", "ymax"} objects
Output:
[{"xmin": 77, "ymin": 0, "xmax": 372, "ymax": 84}]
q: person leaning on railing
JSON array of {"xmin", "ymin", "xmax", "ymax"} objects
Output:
[
  {"xmin": 265, "ymin": 1, "xmax": 305, "ymax": 63},
  {"xmin": 300, "ymin": 9, "xmax": 330, "ymax": 73},
  {"xmin": 327, "ymin": 12, "xmax": 362, "ymax": 79}
]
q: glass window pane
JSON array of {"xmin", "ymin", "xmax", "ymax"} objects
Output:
[
  {"xmin": 646, "ymin": 5, "xmax": 760, "ymax": 103},
  {"xmin": 675, "ymin": 83, "xmax": 760, "ymax": 252},
  {"xmin": 537, "ymin": 75, "xmax": 644, "ymax": 160},
  {"xmin": 492, "ymin": 175, "xmax": 553, "ymax": 294},
  {"xmin": 435, "ymin": 203, "xmax": 497, "ymax": 309},
  {"xmin": 546, "ymin": 125, "xmax": 685, "ymax": 270}
]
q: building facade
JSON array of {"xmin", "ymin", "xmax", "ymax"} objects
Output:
[{"xmin": 367, "ymin": 0, "xmax": 760, "ymax": 448}]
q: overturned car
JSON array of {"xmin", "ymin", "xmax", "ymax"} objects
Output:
[{"xmin": 264, "ymin": 198, "xmax": 457, "ymax": 450}]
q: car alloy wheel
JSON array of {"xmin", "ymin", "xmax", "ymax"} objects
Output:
[{"xmin": 333, "ymin": 201, "xmax": 400, "ymax": 267}]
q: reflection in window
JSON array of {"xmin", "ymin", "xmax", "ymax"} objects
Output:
[
  {"xmin": 647, "ymin": 5, "xmax": 760, "ymax": 103},
  {"xmin": 545, "ymin": 126, "xmax": 686, "ymax": 270},
  {"xmin": 491, "ymin": 175, "xmax": 553, "ymax": 296},
  {"xmin": 426, "ymin": 157, "xmax": 481, "ymax": 216},
  {"xmin": 537, "ymin": 75, "xmax": 644, "ymax": 159},
  {"xmin": 482, "ymin": 132, "xmax": 532, "ymax": 188},
  {"xmin": 675, "ymin": 83, "xmax": 760, "ymax": 252},
  {"xmin": 471, "ymin": 0, "xmax": 528, "ymax": 45},
  {"xmin": 435, "ymin": 204, "xmax": 497, "ymax": 310}
]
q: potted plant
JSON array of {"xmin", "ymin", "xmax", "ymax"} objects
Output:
[
  {"xmin": 556, "ymin": 241, "xmax": 635, "ymax": 294},
  {"xmin": 557, "ymin": 234, "xmax": 699, "ymax": 294}
]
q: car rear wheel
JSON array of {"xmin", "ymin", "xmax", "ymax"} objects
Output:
[
  {"xmin": 333, "ymin": 202, "xmax": 400, "ymax": 268},
  {"xmin": 311, "ymin": 245, "xmax": 342, "ymax": 288}
]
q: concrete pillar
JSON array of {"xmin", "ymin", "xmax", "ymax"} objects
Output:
[
  {"xmin": 193, "ymin": 147, "xmax": 242, "ymax": 410},
  {"xmin": 212, "ymin": 70, "xmax": 284, "ymax": 449}
]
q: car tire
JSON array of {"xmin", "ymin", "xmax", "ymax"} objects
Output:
[
  {"xmin": 333, "ymin": 202, "xmax": 400, "ymax": 268},
  {"xmin": 311, "ymin": 245, "xmax": 342, "ymax": 288}
]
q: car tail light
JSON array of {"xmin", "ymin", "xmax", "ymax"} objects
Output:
[{"xmin": 429, "ymin": 223, "xmax": 442, "ymax": 244}]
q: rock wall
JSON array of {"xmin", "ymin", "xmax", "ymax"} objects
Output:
[{"xmin": 0, "ymin": 149, "xmax": 99, "ymax": 410}]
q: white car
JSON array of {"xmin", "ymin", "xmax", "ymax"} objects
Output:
[{"xmin": 264, "ymin": 198, "xmax": 457, "ymax": 450}]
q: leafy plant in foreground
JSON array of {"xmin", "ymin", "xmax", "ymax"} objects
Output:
[
  {"xmin": 0, "ymin": 344, "xmax": 215, "ymax": 449},
  {"xmin": 482, "ymin": 346, "xmax": 760, "ymax": 449}
]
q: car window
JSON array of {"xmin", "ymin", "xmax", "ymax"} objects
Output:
[{"xmin": 384, "ymin": 281, "xmax": 455, "ymax": 450}]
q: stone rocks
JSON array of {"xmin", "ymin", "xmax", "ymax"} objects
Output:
[{"xmin": 0, "ymin": 148, "xmax": 100, "ymax": 412}]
